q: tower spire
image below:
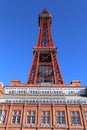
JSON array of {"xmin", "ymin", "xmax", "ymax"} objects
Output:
[{"xmin": 27, "ymin": 9, "xmax": 64, "ymax": 85}]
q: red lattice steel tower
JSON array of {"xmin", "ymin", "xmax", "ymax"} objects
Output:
[{"xmin": 27, "ymin": 9, "xmax": 64, "ymax": 84}]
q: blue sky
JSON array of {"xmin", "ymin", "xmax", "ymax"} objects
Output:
[{"xmin": 0, "ymin": 0, "xmax": 87, "ymax": 86}]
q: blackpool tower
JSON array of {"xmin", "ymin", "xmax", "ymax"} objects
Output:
[{"xmin": 27, "ymin": 8, "xmax": 64, "ymax": 85}]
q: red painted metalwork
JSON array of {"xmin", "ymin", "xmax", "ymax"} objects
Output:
[{"xmin": 27, "ymin": 9, "xmax": 64, "ymax": 84}]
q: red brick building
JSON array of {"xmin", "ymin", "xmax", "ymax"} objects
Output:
[{"xmin": 0, "ymin": 9, "xmax": 87, "ymax": 130}]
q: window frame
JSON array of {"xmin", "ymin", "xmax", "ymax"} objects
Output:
[
  {"xmin": 71, "ymin": 111, "xmax": 81, "ymax": 125},
  {"xmin": 0, "ymin": 110, "xmax": 7, "ymax": 124},
  {"xmin": 41, "ymin": 111, "xmax": 50, "ymax": 125},
  {"xmin": 56, "ymin": 111, "xmax": 66, "ymax": 125},
  {"xmin": 84, "ymin": 111, "xmax": 87, "ymax": 122},
  {"xmin": 11, "ymin": 110, "xmax": 21, "ymax": 124},
  {"xmin": 26, "ymin": 111, "xmax": 36, "ymax": 125}
]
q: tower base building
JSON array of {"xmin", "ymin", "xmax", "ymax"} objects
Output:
[{"xmin": 0, "ymin": 9, "xmax": 87, "ymax": 130}]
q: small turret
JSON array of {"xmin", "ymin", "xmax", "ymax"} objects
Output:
[{"xmin": 39, "ymin": 8, "xmax": 52, "ymax": 26}]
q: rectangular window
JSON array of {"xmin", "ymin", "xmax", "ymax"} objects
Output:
[
  {"xmin": 41, "ymin": 111, "xmax": 50, "ymax": 124},
  {"xmin": 12, "ymin": 110, "xmax": 21, "ymax": 124},
  {"xmin": 84, "ymin": 112, "xmax": 87, "ymax": 122},
  {"xmin": 71, "ymin": 111, "xmax": 81, "ymax": 125},
  {"xmin": 0, "ymin": 110, "xmax": 7, "ymax": 124},
  {"xmin": 56, "ymin": 111, "xmax": 65, "ymax": 125},
  {"xmin": 26, "ymin": 111, "xmax": 35, "ymax": 124}
]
